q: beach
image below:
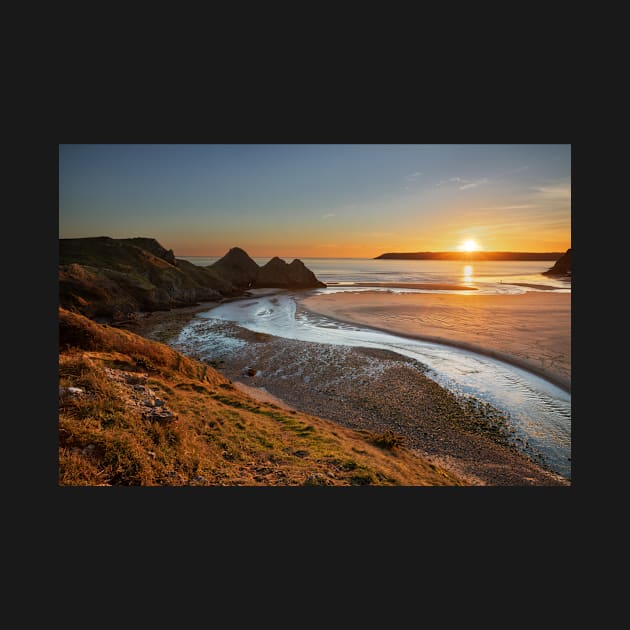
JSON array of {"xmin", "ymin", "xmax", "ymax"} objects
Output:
[
  {"xmin": 128, "ymin": 291, "xmax": 570, "ymax": 486},
  {"xmin": 300, "ymin": 291, "xmax": 571, "ymax": 391}
]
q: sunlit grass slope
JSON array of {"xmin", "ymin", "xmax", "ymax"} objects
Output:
[{"xmin": 58, "ymin": 308, "xmax": 463, "ymax": 486}]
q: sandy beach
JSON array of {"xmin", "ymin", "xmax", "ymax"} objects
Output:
[{"xmin": 301, "ymin": 291, "xmax": 571, "ymax": 391}]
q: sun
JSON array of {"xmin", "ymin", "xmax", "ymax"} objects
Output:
[{"xmin": 459, "ymin": 239, "xmax": 481, "ymax": 252}]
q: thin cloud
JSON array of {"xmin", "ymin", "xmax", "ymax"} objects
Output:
[
  {"xmin": 477, "ymin": 204, "xmax": 538, "ymax": 210},
  {"xmin": 459, "ymin": 177, "xmax": 488, "ymax": 190},
  {"xmin": 437, "ymin": 176, "xmax": 489, "ymax": 190},
  {"xmin": 404, "ymin": 171, "xmax": 423, "ymax": 182},
  {"xmin": 534, "ymin": 184, "xmax": 571, "ymax": 199},
  {"xmin": 322, "ymin": 213, "xmax": 336, "ymax": 219}
]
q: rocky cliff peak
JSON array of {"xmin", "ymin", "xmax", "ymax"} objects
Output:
[
  {"xmin": 254, "ymin": 256, "xmax": 326, "ymax": 288},
  {"xmin": 210, "ymin": 247, "xmax": 260, "ymax": 287}
]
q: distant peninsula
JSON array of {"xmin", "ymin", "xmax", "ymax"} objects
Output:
[{"xmin": 374, "ymin": 251, "xmax": 564, "ymax": 261}]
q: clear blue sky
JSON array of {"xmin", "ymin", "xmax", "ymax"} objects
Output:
[{"xmin": 59, "ymin": 144, "xmax": 571, "ymax": 257}]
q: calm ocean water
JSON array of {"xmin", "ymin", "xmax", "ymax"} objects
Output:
[{"xmin": 178, "ymin": 257, "xmax": 571, "ymax": 294}]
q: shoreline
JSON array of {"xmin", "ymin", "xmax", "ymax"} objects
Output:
[
  {"xmin": 297, "ymin": 304, "xmax": 571, "ymax": 393},
  {"xmin": 127, "ymin": 297, "xmax": 569, "ymax": 485},
  {"xmin": 300, "ymin": 291, "xmax": 571, "ymax": 393}
]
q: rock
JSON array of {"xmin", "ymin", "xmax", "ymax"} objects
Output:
[
  {"xmin": 288, "ymin": 259, "xmax": 327, "ymax": 288},
  {"xmin": 126, "ymin": 373, "xmax": 148, "ymax": 385},
  {"xmin": 253, "ymin": 257, "xmax": 326, "ymax": 289},
  {"xmin": 59, "ymin": 386, "xmax": 84, "ymax": 399},
  {"xmin": 142, "ymin": 398, "xmax": 166, "ymax": 409},
  {"xmin": 210, "ymin": 247, "xmax": 260, "ymax": 288},
  {"xmin": 543, "ymin": 248, "xmax": 571, "ymax": 275},
  {"xmin": 152, "ymin": 409, "xmax": 178, "ymax": 422}
]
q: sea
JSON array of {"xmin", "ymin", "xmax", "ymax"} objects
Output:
[{"xmin": 177, "ymin": 257, "xmax": 571, "ymax": 294}]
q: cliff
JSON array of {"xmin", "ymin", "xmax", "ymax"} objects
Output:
[
  {"xmin": 542, "ymin": 248, "xmax": 571, "ymax": 276},
  {"xmin": 59, "ymin": 237, "xmax": 238, "ymax": 320},
  {"xmin": 253, "ymin": 257, "xmax": 326, "ymax": 289},
  {"xmin": 209, "ymin": 247, "xmax": 260, "ymax": 288},
  {"xmin": 59, "ymin": 237, "xmax": 326, "ymax": 320}
]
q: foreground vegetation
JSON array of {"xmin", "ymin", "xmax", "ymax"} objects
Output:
[{"xmin": 59, "ymin": 308, "xmax": 463, "ymax": 486}]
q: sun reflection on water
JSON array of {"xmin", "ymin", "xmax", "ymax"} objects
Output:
[{"xmin": 463, "ymin": 265, "xmax": 474, "ymax": 282}]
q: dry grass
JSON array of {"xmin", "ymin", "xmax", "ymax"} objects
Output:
[
  {"xmin": 368, "ymin": 430, "xmax": 407, "ymax": 450},
  {"xmin": 58, "ymin": 308, "xmax": 463, "ymax": 486}
]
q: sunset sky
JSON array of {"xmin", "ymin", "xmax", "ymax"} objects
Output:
[{"xmin": 59, "ymin": 144, "xmax": 571, "ymax": 258}]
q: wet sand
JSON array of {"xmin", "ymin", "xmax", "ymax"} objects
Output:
[
  {"xmin": 127, "ymin": 300, "xmax": 224, "ymax": 342},
  {"xmin": 301, "ymin": 291, "xmax": 571, "ymax": 391}
]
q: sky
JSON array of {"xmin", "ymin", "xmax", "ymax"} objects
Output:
[{"xmin": 59, "ymin": 144, "xmax": 571, "ymax": 258}]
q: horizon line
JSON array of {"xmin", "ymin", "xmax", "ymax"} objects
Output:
[{"xmin": 177, "ymin": 250, "xmax": 568, "ymax": 257}]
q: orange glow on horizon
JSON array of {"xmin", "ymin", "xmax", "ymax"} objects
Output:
[
  {"xmin": 168, "ymin": 229, "xmax": 570, "ymax": 259},
  {"xmin": 173, "ymin": 239, "xmax": 571, "ymax": 259}
]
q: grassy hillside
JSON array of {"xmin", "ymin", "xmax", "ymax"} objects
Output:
[{"xmin": 58, "ymin": 308, "xmax": 463, "ymax": 486}]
